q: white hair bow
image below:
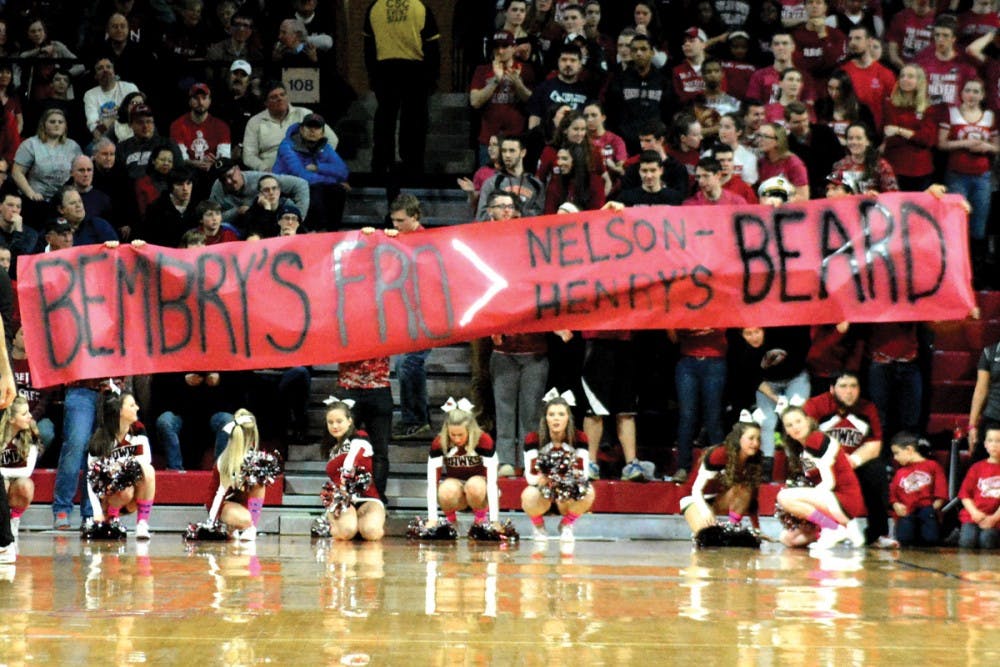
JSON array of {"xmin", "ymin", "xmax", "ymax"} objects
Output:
[
  {"xmin": 222, "ymin": 413, "xmax": 255, "ymax": 435},
  {"xmin": 107, "ymin": 379, "xmax": 121, "ymax": 395},
  {"xmin": 541, "ymin": 388, "xmax": 576, "ymax": 406},
  {"xmin": 739, "ymin": 408, "xmax": 766, "ymax": 426},
  {"xmin": 441, "ymin": 397, "xmax": 474, "ymax": 413},
  {"xmin": 323, "ymin": 395, "xmax": 356, "ymax": 408}
]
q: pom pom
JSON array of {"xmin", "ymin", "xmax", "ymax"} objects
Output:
[
  {"xmin": 536, "ymin": 445, "xmax": 591, "ymax": 502},
  {"xmin": 775, "ymin": 503, "xmax": 811, "ymax": 531},
  {"xmin": 81, "ymin": 519, "xmax": 128, "ymax": 541},
  {"xmin": 694, "ymin": 521, "xmax": 762, "ymax": 549},
  {"xmin": 467, "ymin": 520, "xmax": 520, "ymax": 542},
  {"xmin": 237, "ymin": 450, "xmax": 283, "ymax": 490},
  {"xmin": 183, "ymin": 519, "xmax": 230, "ymax": 541},
  {"xmin": 406, "ymin": 516, "xmax": 457, "ymax": 541},
  {"xmin": 87, "ymin": 457, "xmax": 145, "ymax": 498},
  {"xmin": 320, "ymin": 468, "xmax": 374, "ymax": 517},
  {"xmin": 310, "ymin": 516, "xmax": 332, "ymax": 538}
]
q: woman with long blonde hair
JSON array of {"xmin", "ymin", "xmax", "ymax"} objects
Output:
[
  {"xmin": 208, "ymin": 409, "xmax": 267, "ymax": 542},
  {"xmin": 882, "ymin": 64, "xmax": 936, "ymax": 192},
  {"xmin": 0, "ymin": 396, "xmax": 40, "ymax": 541}
]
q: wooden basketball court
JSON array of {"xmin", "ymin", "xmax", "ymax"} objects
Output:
[{"xmin": 3, "ymin": 533, "xmax": 999, "ymax": 665}]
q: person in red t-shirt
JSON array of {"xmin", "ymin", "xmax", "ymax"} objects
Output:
[
  {"xmin": 840, "ymin": 24, "xmax": 896, "ymax": 128},
  {"xmin": 756, "ymin": 122, "xmax": 810, "ymax": 200},
  {"xmin": 889, "ymin": 432, "xmax": 947, "ymax": 546},
  {"xmin": 886, "ymin": 0, "xmax": 937, "ymax": 70},
  {"xmin": 711, "ymin": 143, "xmax": 758, "ymax": 203},
  {"xmin": 882, "ymin": 64, "xmax": 938, "ymax": 191},
  {"xmin": 914, "ymin": 16, "xmax": 979, "ymax": 108},
  {"xmin": 169, "ymin": 83, "xmax": 232, "ymax": 174},
  {"xmin": 958, "ymin": 425, "xmax": 1000, "ymax": 548},
  {"xmin": 792, "ymin": 0, "xmax": 847, "ymax": 90},
  {"xmin": 683, "ymin": 156, "xmax": 748, "ymax": 205},
  {"xmin": 469, "ymin": 30, "xmax": 533, "ymax": 167},
  {"xmin": 673, "ymin": 27, "xmax": 708, "ymax": 104}
]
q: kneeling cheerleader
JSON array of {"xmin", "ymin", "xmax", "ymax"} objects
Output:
[{"xmin": 0, "ymin": 396, "xmax": 41, "ymax": 541}]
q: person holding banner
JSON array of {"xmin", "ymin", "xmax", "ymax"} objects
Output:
[
  {"xmin": 829, "ymin": 122, "xmax": 899, "ymax": 195},
  {"xmin": 318, "ymin": 399, "xmax": 384, "ymax": 541},
  {"xmin": 543, "ymin": 143, "xmax": 605, "ymax": 215},
  {"xmin": 521, "ymin": 391, "xmax": 594, "ymax": 544},
  {"xmin": 776, "ymin": 405, "xmax": 866, "ymax": 550},
  {"xmin": 425, "ymin": 399, "xmax": 497, "ymax": 536},
  {"xmin": 86, "ymin": 390, "xmax": 156, "ymax": 540}
]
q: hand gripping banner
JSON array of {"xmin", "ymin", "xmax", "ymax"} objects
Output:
[{"xmin": 17, "ymin": 193, "xmax": 974, "ymax": 386}]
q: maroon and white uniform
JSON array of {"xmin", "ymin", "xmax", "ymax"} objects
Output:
[
  {"xmin": 430, "ymin": 433, "xmax": 495, "ymax": 482},
  {"xmin": 0, "ymin": 439, "xmax": 29, "ymax": 472},
  {"xmin": 108, "ymin": 423, "xmax": 150, "ymax": 463},
  {"xmin": 886, "ymin": 9, "xmax": 936, "ymax": 63},
  {"xmin": 524, "ymin": 429, "xmax": 589, "ymax": 479},
  {"xmin": 890, "ymin": 459, "xmax": 947, "ymax": 514},
  {"xmin": 680, "ymin": 446, "xmax": 757, "ymax": 512},
  {"xmin": 798, "ymin": 431, "xmax": 867, "ymax": 518},
  {"xmin": 803, "ymin": 392, "xmax": 881, "ymax": 456},
  {"xmin": 170, "ymin": 114, "xmax": 232, "ymax": 162},
  {"xmin": 958, "ymin": 460, "xmax": 1000, "ymax": 523},
  {"xmin": 325, "ymin": 437, "xmax": 380, "ymax": 501},
  {"xmin": 940, "ymin": 105, "xmax": 998, "ymax": 175}
]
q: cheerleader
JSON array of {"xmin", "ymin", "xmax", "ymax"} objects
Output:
[
  {"xmin": 521, "ymin": 391, "xmax": 595, "ymax": 543},
  {"xmin": 86, "ymin": 391, "xmax": 156, "ymax": 539},
  {"xmin": 426, "ymin": 398, "xmax": 499, "ymax": 534},
  {"xmin": 320, "ymin": 399, "xmax": 385, "ymax": 541},
  {"xmin": 776, "ymin": 406, "xmax": 866, "ymax": 549},
  {"xmin": 205, "ymin": 409, "xmax": 269, "ymax": 542},
  {"xmin": 0, "ymin": 396, "xmax": 40, "ymax": 541},
  {"xmin": 682, "ymin": 416, "xmax": 764, "ymax": 537}
]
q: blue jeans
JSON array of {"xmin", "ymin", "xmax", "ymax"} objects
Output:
[
  {"xmin": 53, "ymin": 387, "xmax": 99, "ymax": 519},
  {"xmin": 337, "ymin": 386, "xmax": 393, "ymax": 499},
  {"xmin": 156, "ymin": 411, "xmax": 234, "ymax": 470},
  {"xmin": 756, "ymin": 371, "xmax": 811, "ymax": 457},
  {"xmin": 675, "ymin": 356, "xmax": 727, "ymax": 471},
  {"xmin": 491, "ymin": 351, "xmax": 549, "ymax": 468},
  {"xmin": 396, "ymin": 350, "xmax": 430, "ymax": 426},
  {"xmin": 37, "ymin": 417, "xmax": 56, "ymax": 450},
  {"xmin": 945, "ymin": 171, "xmax": 992, "ymax": 240},
  {"xmin": 896, "ymin": 505, "xmax": 940, "ymax": 546},
  {"xmin": 959, "ymin": 522, "xmax": 1000, "ymax": 549},
  {"xmin": 868, "ymin": 360, "xmax": 922, "ymax": 438}
]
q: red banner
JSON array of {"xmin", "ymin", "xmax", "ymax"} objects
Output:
[{"xmin": 17, "ymin": 193, "xmax": 974, "ymax": 387}]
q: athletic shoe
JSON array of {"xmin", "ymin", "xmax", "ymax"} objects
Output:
[
  {"xmin": 559, "ymin": 523, "xmax": 575, "ymax": 544},
  {"xmin": 587, "ymin": 461, "xmax": 600, "ymax": 480},
  {"xmin": 671, "ymin": 468, "xmax": 689, "ymax": 484},
  {"xmin": 10, "ymin": 517, "xmax": 19, "ymax": 542},
  {"xmin": 845, "ymin": 520, "xmax": 866, "ymax": 548},
  {"xmin": 809, "ymin": 525, "xmax": 848, "ymax": 550},
  {"xmin": 0, "ymin": 544, "xmax": 14, "ymax": 564},
  {"xmin": 531, "ymin": 524, "xmax": 548, "ymax": 542},
  {"xmin": 874, "ymin": 535, "xmax": 899, "ymax": 550},
  {"xmin": 391, "ymin": 423, "xmax": 433, "ymax": 440},
  {"xmin": 54, "ymin": 512, "xmax": 71, "ymax": 530},
  {"xmin": 639, "ymin": 460, "xmax": 657, "ymax": 481},
  {"xmin": 498, "ymin": 463, "xmax": 516, "ymax": 478},
  {"xmin": 239, "ymin": 526, "xmax": 257, "ymax": 542},
  {"xmin": 621, "ymin": 459, "xmax": 645, "ymax": 482},
  {"xmin": 135, "ymin": 521, "xmax": 151, "ymax": 540}
]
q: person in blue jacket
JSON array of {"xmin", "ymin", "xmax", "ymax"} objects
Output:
[{"xmin": 272, "ymin": 112, "xmax": 348, "ymax": 231}]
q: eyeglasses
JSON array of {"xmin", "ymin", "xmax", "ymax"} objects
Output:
[{"xmin": 490, "ymin": 203, "xmax": 515, "ymax": 209}]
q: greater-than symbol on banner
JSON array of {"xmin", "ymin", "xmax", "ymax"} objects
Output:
[{"xmin": 451, "ymin": 239, "xmax": 509, "ymax": 326}]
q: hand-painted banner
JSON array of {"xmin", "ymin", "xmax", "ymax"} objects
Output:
[{"xmin": 17, "ymin": 193, "xmax": 974, "ymax": 386}]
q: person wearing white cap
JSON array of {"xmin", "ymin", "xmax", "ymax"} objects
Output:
[
  {"xmin": 213, "ymin": 60, "xmax": 259, "ymax": 165},
  {"xmin": 673, "ymin": 27, "xmax": 708, "ymax": 105}
]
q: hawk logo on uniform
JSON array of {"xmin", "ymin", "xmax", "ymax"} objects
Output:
[
  {"xmin": 444, "ymin": 454, "xmax": 481, "ymax": 469},
  {"xmin": 901, "ymin": 470, "xmax": 932, "ymax": 494}
]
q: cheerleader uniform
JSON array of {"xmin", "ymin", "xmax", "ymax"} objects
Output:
[
  {"xmin": 326, "ymin": 437, "xmax": 381, "ymax": 504},
  {"xmin": 679, "ymin": 446, "xmax": 757, "ymax": 513},
  {"xmin": 798, "ymin": 431, "xmax": 867, "ymax": 519},
  {"xmin": 430, "ymin": 433, "xmax": 496, "ymax": 482},
  {"xmin": 523, "ymin": 429, "xmax": 589, "ymax": 482}
]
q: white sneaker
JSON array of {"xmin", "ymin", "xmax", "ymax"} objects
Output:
[
  {"xmin": 135, "ymin": 521, "xmax": 151, "ymax": 540},
  {"xmin": 0, "ymin": 544, "xmax": 14, "ymax": 564},
  {"xmin": 559, "ymin": 523, "xmax": 575, "ymax": 544},
  {"xmin": 874, "ymin": 535, "xmax": 900, "ymax": 549},
  {"xmin": 239, "ymin": 525, "xmax": 257, "ymax": 542},
  {"xmin": 845, "ymin": 519, "xmax": 865, "ymax": 548},
  {"xmin": 531, "ymin": 524, "xmax": 548, "ymax": 542},
  {"xmin": 10, "ymin": 517, "xmax": 19, "ymax": 542},
  {"xmin": 809, "ymin": 525, "xmax": 848, "ymax": 550}
]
